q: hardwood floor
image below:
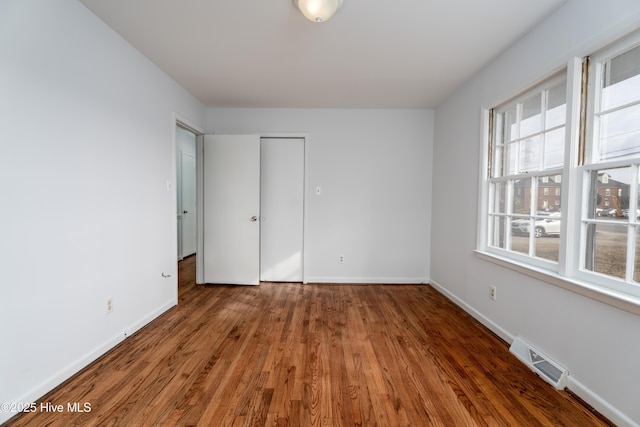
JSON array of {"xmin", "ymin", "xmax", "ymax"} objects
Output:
[{"xmin": 7, "ymin": 256, "xmax": 611, "ymax": 426}]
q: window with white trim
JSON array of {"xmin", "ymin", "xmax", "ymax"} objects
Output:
[
  {"xmin": 482, "ymin": 30, "xmax": 640, "ymax": 299},
  {"xmin": 581, "ymin": 39, "xmax": 640, "ymax": 295},
  {"xmin": 487, "ymin": 74, "xmax": 566, "ymax": 267}
]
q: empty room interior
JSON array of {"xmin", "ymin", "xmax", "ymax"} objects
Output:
[{"xmin": 3, "ymin": 0, "xmax": 640, "ymax": 425}]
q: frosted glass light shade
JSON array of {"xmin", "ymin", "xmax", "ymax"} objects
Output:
[{"xmin": 294, "ymin": 0, "xmax": 343, "ymax": 23}]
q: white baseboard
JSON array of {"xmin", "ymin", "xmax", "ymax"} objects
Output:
[
  {"xmin": 567, "ymin": 377, "xmax": 639, "ymax": 427},
  {"xmin": 428, "ymin": 279, "xmax": 638, "ymax": 427},
  {"xmin": 123, "ymin": 299, "xmax": 176, "ymax": 337},
  {"xmin": 428, "ymin": 279, "xmax": 513, "ymax": 343},
  {"xmin": 0, "ymin": 331, "xmax": 124, "ymax": 425},
  {"xmin": 0, "ymin": 299, "xmax": 176, "ymax": 425},
  {"xmin": 305, "ymin": 276, "xmax": 429, "ymax": 284}
]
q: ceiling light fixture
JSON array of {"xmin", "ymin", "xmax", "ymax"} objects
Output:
[{"xmin": 294, "ymin": 0, "xmax": 343, "ymax": 23}]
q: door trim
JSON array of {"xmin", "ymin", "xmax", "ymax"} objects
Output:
[
  {"xmin": 171, "ymin": 113, "xmax": 205, "ymax": 284},
  {"xmin": 196, "ymin": 133, "xmax": 204, "ymax": 284}
]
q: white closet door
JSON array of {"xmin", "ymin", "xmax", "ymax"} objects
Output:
[
  {"xmin": 203, "ymin": 135, "xmax": 260, "ymax": 285},
  {"xmin": 260, "ymin": 138, "xmax": 304, "ymax": 282}
]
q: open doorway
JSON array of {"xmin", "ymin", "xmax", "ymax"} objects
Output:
[{"xmin": 176, "ymin": 124, "xmax": 197, "ymax": 261}]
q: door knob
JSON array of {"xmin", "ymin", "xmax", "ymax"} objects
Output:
[
  {"xmin": 250, "ymin": 216, "xmax": 258, "ymax": 222},
  {"xmin": 183, "ymin": 210, "xmax": 188, "ymax": 214}
]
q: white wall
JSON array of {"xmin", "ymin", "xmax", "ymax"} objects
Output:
[
  {"xmin": 431, "ymin": 1, "xmax": 640, "ymax": 425},
  {"xmin": 0, "ymin": 1, "xmax": 205, "ymax": 423},
  {"xmin": 207, "ymin": 108, "xmax": 433, "ymax": 284}
]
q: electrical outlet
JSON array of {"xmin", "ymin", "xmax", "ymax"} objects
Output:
[
  {"xmin": 106, "ymin": 297, "xmax": 113, "ymax": 314},
  {"xmin": 489, "ymin": 286, "xmax": 497, "ymax": 300},
  {"xmin": 339, "ymin": 254, "xmax": 344, "ymax": 263}
]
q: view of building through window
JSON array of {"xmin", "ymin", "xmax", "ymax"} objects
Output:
[
  {"xmin": 484, "ymin": 30, "xmax": 640, "ymax": 297},
  {"xmin": 583, "ymin": 41, "xmax": 640, "ymax": 286},
  {"xmin": 488, "ymin": 76, "xmax": 566, "ymax": 265},
  {"xmin": 584, "ymin": 168, "xmax": 635, "ymax": 279}
]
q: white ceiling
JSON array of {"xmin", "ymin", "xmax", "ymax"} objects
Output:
[{"xmin": 79, "ymin": 0, "xmax": 566, "ymax": 109}]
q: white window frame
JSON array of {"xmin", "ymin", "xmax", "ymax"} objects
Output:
[
  {"xmin": 574, "ymin": 33, "xmax": 640, "ymax": 297},
  {"xmin": 477, "ymin": 33, "xmax": 640, "ymax": 313},
  {"xmin": 482, "ymin": 72, "xmax": 568, "ymax": 272}
]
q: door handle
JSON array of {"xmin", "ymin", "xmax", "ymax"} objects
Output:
[
  {"xmin": 250, "ymin": 216, "xmax": 258, "ymax": 222},
  {"xmin": 183, "ymin": 210, "xmax": 188, "ymax": 214}
]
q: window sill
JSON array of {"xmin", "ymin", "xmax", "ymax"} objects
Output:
[{"xmin": 474, "ymin": 250, "xmax": 640, "ymax": 317}]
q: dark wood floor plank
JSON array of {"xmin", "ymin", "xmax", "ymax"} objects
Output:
[{"xmin": 5, "ymin": 256, "xmax": 612, "ymax": 427}]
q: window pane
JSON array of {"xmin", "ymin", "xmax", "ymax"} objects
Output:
[
  {"xmin": 512, "ymin": 178, "xmax": 530, "ymax": 214},
  {"xmin": 506, "ymin": 142, "xmax": 518, "ymax": 175},
  {"xmin": 544, "ymin": 128, "xmax": 565, "ymax": 169},
  {"xmin": 587, "ymin": 172, "xmax": 600, "ymax": 219},
  {"xmin": 585, "ymin": 223, "xmax": 627, "ymax": 279},
  {"xmin": 487, "ymin": 73, "xmax": 566, "ymax": 269},
  {"xmin": 546, "ymin": 83, "xmax": 567, "ymax": 129},
  {"xmin": 521, "ymin": 94, "xmax": 542, "ymax": 137},
  {"xmin": 535, "ymin": 225, "xmax": 560, "ymax": 262},
  {"xmin": 538, "ymin": 175, "xmax": 561, "ymax": 212},
  {"xmin": 599, "ymin": 104, "xmax": 640, "ymax": 161},
  {"xmin": 494, "ymin": 112, "xmax": 504, "ymax": 146},
  {"xmin": 519, "ymin": 136, "xmax": 541, "ymax": 173},
  {"xmin": 491, "ymin": 182, "xmax": 506, "ymax": 214},
  {"xmin": 510, "ymin": 229, "xmax": 529, "ymax": 255},
  {"xmin": 503, "ymin": 108, "xmax": 517, "ymax": 142},
  {"xmin": 601, "ymin": 45, "xmax": 640, "ymax": 111},
  {"xmin": 493, "ymin": 146, "xmax": 504, "ymax": 178},
  {"xmin": 590, "ymin": 167, "xmax": 631, "ymax": 219},
  {"xmin": 602, "ymin": 73, "xmax": 640, "ymax": 111},
  {"xmin": 490, "ymin": 216, "xmax": 506, "ymax": 249}
]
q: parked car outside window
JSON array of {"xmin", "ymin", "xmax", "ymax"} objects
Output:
[{"xmin": 511, "ymin": 213, "xmax": 561, "ymax": 238}]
